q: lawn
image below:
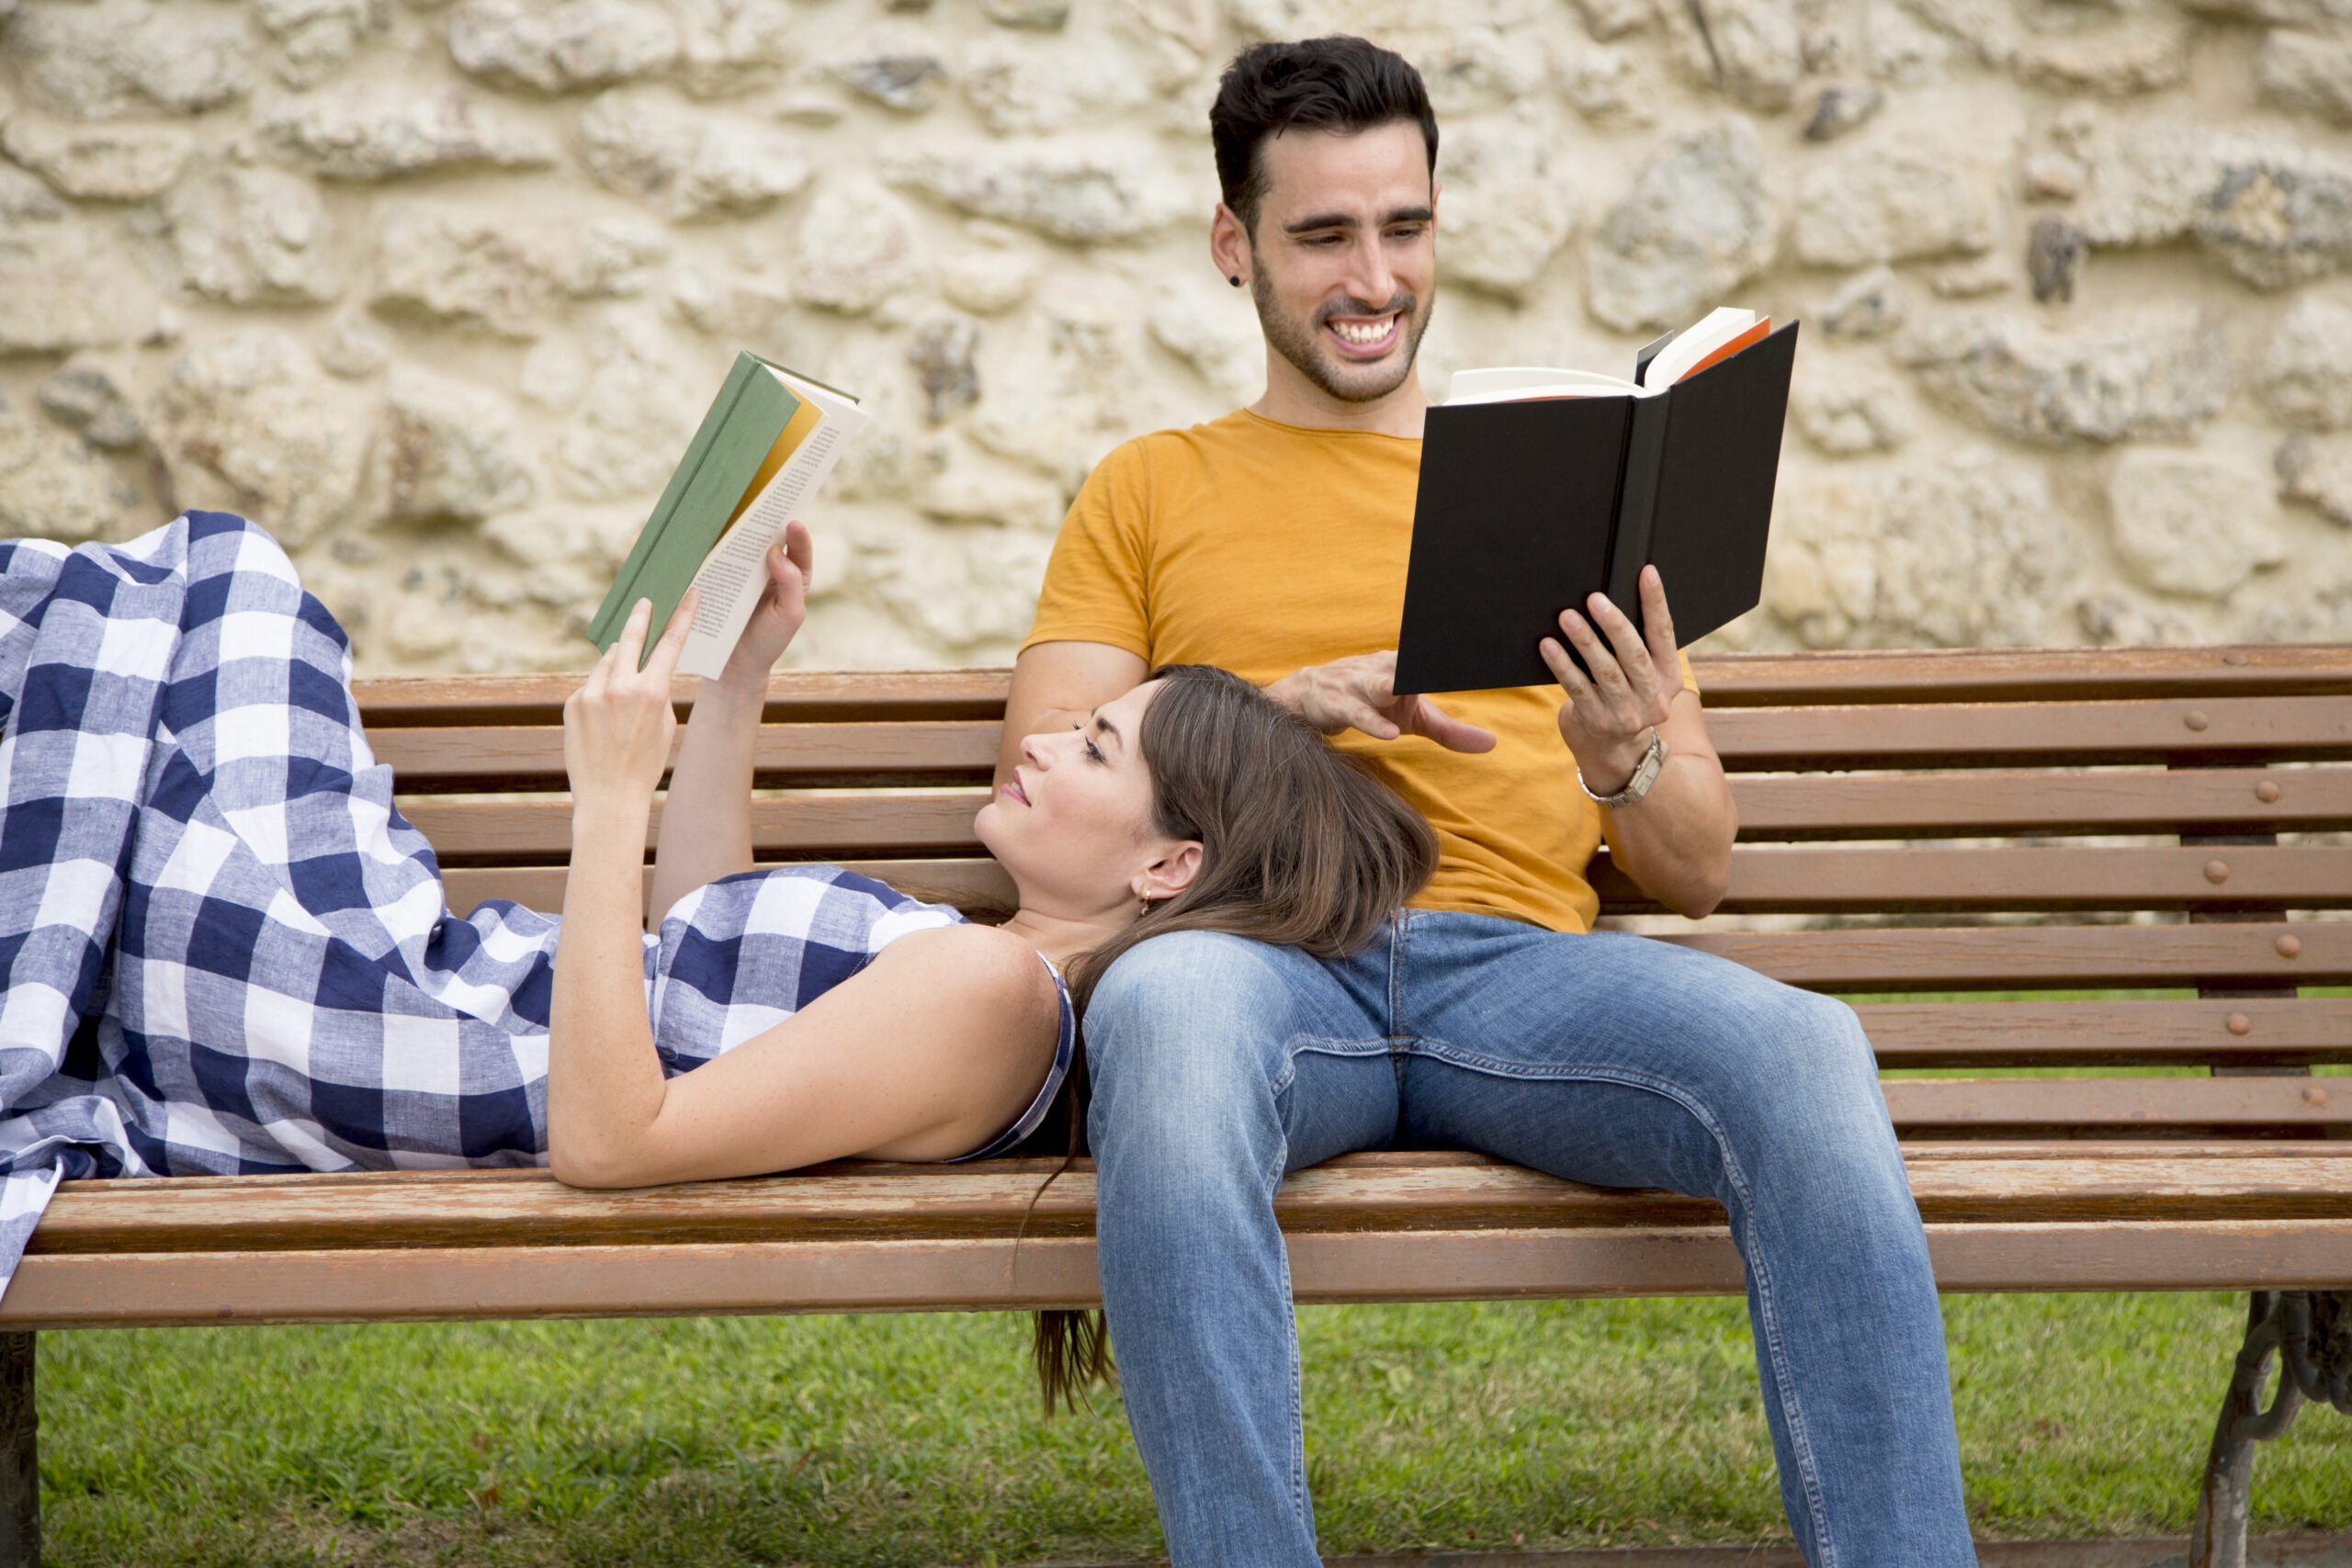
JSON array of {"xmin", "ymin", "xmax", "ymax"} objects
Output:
[{"xmin": 40, "ymin": 1292, "xmax": 2352, "ymax": 1566}]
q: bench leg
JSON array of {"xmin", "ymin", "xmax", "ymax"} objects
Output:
[
  {"xmin": 2188, "ymin": 1291, "xmax": 2351, "ymax": 1568},
  {"xmin": 0, "ymin": 1331, "xmax": 34, "ymax": 1568}
]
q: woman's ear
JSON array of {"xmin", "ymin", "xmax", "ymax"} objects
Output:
[{"xmin": 1141, "ymin": 841, "xmax": 1204, "ymax": 902}]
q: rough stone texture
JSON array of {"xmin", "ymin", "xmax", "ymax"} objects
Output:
[
  {"xmin": 1801, "ymin": 81, "xmax": 1882, "ymax": 141},
  {"xmin": 673, "ymin": 0, "xmax": 795, "ymax": 97},
  {"xmin": 256, "ymin": 0, "xmax": 377, "ymax": 89},
  {"xmin": 1792, "ymin": 360, "xmax": 1915, "ymax": 454},
  {"xmin": 2253, "ymin": 294, "xmax": 2352, "ymax": 430},
  {"xmin": 574, "ymin": 88, "xmax": 808, "ymax": 220},
  {"xmin": 908, "ymin": 316, "xmax": 981, "ymax": 424},
  {"xmin": 831, "ymin": 47, "xmax": 949, "ymax": 113},
  {"xmin": 0, "ymin": 413, "xmax": 130, "ymax": 542},
  {"xmin": 2278, "ymin": 432, "xmax": 2352, "ymax": 525},
  {"xmin": 369, "ymin": 206, "xmax": 547, "ymax": 337},
  {"xmin": 1763, "ymin": 449, "xmax": 2075, "ymax": 648},
  {"xmin": 0, "ymin": 1, "xmax": 2346, "ymax": 674},
  {"xmin": 547, "ymin": 313, "xmax": 693, "ymax": 502},
  {"xmin": 2076, "ymin": 120, "xmax": 2352, "ymax": 290},
  {"xmin": 1817, "ymin": 264, "xmax": 1907, "ymax": 339},
  {"xmin": 265, "ymin": 88, "xmax": 557, "ymax": 180},
  {"xmin": 2107, "ymin": 448, "xmax": 2288, "ymax": 596},
  {"xmin": 37, "ymin": 357, "xmax": 143, "ymax": 448},
  {"xmin": 1658, "ymin": 0, "xmax": 1803, "ymax": 112},
  {"xmin": 446, "ymin": 0, "xmax": 679, "ymax": 96},
  {"xmin": 886, "ymin": 139, "xmax": 1194, "ymax": 243},
  {"xmin": 7, "ymin": 0, "xmax": 253, "ymax": 120},
  {"xmin": 377, "ymin": 364, "xmax": 535, "ymax": 522},
  {"xmin": 787, "ymin": 176, "xmax": 922, "ymax": 314},
  {"xmin": 150, "ymin": 165, "xmax": 343, "ymax": 308},
  {"xmin": 147, "ymin": 331, "xmax": 372, "ymax": 547},
  {"xmin": 2256, "ymin": 29, "xmax": 2352, "ymax": 127},
  {"xmin": 1437, "ymin": 105, "xmax": 1577, "ymax": 299},
  {"xmin": 0, "ymin": 118, "xmax": 192, "ymax": 201},
  {"xmin": 560, "ymin": 218, "xmax": 672, "ymax": 300},
  {"xmin": 1895, "ymin": 309, "xmax": 2233, "ymax": 446},
  {"xmin": 0, "ymin": 230, "xmax": 153, "ymax": 355},
  {"xmin": 1792, "ymin": 114, "xmax": 2007, "ymax": 267},
  {"xmin": 2008, "ymin": 8, "xmax": 2192, "ymax": 96},
  {"xmin": 1585, "ymin": 119, "xmax": 1776, "ymax": 332}
]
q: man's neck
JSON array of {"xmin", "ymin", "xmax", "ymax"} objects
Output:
[{"xmin": 1250, "ymin": 355, "xmax": 1430, "ymax": 440}]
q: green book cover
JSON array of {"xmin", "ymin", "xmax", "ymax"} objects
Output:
[{"xmin": 589, "ymin": 353, "xmax": 803, "ymax": 653}]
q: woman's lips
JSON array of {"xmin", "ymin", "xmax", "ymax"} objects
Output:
[{"xmin": 1002, "ymin": 774, "xmax": 1030, "ymax": 806}]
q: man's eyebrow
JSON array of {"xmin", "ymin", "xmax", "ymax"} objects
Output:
[
  {"xmin": 1089, "ymin": 709, "xmax": 1125, "ymax": 753},
  {"xmin": 1282, "ymin": 206, "xmax": 1433, "ymax": 235}
]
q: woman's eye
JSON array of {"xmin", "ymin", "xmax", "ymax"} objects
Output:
[{"xmin": 1084, "ymin": 739, "xmax": 1106, "ymax": 763}]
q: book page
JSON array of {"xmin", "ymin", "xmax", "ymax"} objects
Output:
[
  {"xmin": 1448, "ymin": 366, "xmax": 1646, "ymax": 404},
  {"xmin": 675, "ymin": 400, "xmax": 865, "ymax": 680}
]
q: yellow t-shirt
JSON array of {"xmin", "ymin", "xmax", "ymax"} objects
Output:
[{"xmin": 1020, "ymin": 407, "xmax": 1700, "ymax": 935}]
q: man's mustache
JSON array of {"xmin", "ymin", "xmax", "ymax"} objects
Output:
[{"xmin": 1318, "ymin": 295, "xmax": 1415, "ymax": 322}]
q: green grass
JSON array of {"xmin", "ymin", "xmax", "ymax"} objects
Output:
[
  {"xmin": 40, "ymin": 1295, "xmax": 2352, "ymax": 1566},
  {"xmin": 47, "ymin": 987, "xmax": 2351, "ymax": 1564}
]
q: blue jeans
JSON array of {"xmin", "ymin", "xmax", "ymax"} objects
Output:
[{"xmin": 1083, "ymin": 910, "xmax": 1974, "ymax": 1567}]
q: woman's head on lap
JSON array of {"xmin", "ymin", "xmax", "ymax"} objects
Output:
[{"xmin": 978, "ymin": 664, "xmax": 1435, "ymax": 965}]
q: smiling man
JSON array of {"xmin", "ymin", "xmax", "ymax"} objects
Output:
[{"xmin": 997, "ymin": 36, "xmax": 1975, "ymax": 1568}]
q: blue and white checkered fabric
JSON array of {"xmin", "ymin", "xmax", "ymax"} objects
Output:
[{"xmin": 0, "ymin": 513, "xmax": 1072, "ymax": 1307}]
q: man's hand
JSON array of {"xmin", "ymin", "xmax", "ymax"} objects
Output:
[
  {"xmin": 1538, "ymin": 564, "xmax": 1679, "ymax": 795},
  {"xmin": 1266, "ymin": 650, "xmax": 1497, "ymax": 752}
]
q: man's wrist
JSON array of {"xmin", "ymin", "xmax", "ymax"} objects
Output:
[{"xmin": 1578, "ymin": 734, "xmax": 1651, "ymax": 796}]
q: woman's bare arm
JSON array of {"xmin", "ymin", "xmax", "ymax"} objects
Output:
[
  {"xmin": 649, "ymin": 671, "xmax": 762, "ymax": 930},
  {"xmin": 548, "ymin": 922, "xmax": 1062, "ymax": 1189}
]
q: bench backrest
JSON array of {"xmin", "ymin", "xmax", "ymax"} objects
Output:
[{"xmin": 355, "ymin": 646, "xmax": 2352, "ymax": 1145}]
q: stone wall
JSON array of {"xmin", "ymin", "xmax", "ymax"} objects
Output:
[{"xmin": 2, "ymin": 0, "xmax": 2348, "ymax": 677}]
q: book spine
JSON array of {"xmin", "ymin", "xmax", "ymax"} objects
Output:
[
  {"xmin": 589, "ymin": 350, "xmax": 766, "ymax": 646},
  {"xmin": 1604, "ymin": 393, "xmax": 1673, "ymax": 630}
]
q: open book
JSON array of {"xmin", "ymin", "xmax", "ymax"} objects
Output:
[
  {"xmin": 589, "ymin": 351, "xmax": 866, "ymax": 680},
  {"xmin": 1394, "ymin": 307, "xmax": 1799, "ymax": 694}
]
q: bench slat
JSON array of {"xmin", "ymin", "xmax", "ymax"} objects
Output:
[
  {"xmin": 1661, "ymin": 921, "xmax": 2350, "ymax": 990},
  {"xmin": 344, "ymin": 647, "xmax": 2352, "ymax": 728},
  {"xmin": 371, "ymin": 721, "xmax": 998, "ymax": 788},
  {"xmin": 11, "ymin": 1218, "xmax": 2350, "ymax": 1328},
  {"xmin": 1857, "ymin": 998, "xmax": 2352, "ymax": 1067},
  {"xmin": 1878, "ymin": 1077, "xmax": 2348, "ymax": 1131},
  {"xmin": 1705, "ymin": 696, "xmax": 2350, "ymax": 770},
  {"xmin": 1726, "ymin": 767, "xmax": 2352, "ymax": 839},
  {"xmin": 37, "ymin": 1149, "xmax": 2352, "ymax": 1257}
]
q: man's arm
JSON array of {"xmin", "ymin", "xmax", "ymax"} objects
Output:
[
  {"xmin": 996, "ymin": 638, "xmax": 1150, "ymax": 790},
  {"xmin": 1541, "ymin": 564, "xmax": 1736, "ymax": 919}
]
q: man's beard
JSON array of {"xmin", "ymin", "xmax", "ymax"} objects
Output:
[{"xmin": 1251, "ymin": 266, "xmax": 1432, "ymax": 404}]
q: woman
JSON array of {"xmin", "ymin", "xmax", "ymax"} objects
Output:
[
  {"xmin": 550, "ymin": 517, "xmax": 1435, "ymax": 1186},
  {"xmin": 0, "ymin": 511, "xmax": 1434, "ymax": 1328}
]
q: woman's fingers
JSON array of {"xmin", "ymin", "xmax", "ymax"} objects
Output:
[
  {"xmin": 641, "ymin": 590, "xmax": 695, "ymax": 683},
  {"xmin": 782, "ymin": 519, "xmax": 813, "ymax": 591}
]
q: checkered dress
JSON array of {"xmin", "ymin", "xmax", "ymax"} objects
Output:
[{"xmin": 0, "ymin": 513, "xmax": 1073, "ymax": 1307}]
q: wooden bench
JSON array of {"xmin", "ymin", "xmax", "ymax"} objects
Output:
[{"xmin": 6, "ymin": 646, "xmax": 2348, "ymax": 1568}]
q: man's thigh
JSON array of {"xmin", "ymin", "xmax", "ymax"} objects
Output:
[
  {"xmin": 1389, "ymin": 912, "xmax": 1888, "ymax": 1196},
  {"xmin": 1083, "ymin": 927, "xmax": 1400, "ymax": 1176}
]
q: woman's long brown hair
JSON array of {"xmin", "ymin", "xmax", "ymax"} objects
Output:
[{"xmin": 1026, "ymin": 664, "xmax": 1437, "ymax": 1414}]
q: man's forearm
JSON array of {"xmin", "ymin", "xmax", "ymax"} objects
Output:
[{"xmin": 1596, "ymin": 752, "xmax": 1736, "ymax": 919}]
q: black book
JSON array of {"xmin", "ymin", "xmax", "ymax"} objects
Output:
[{"xmin": 1393, "ymin": 310, "xmax": 1800, "ymax": 694}]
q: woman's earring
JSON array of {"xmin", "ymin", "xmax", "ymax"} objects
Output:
[{"xmin": 1137, "ymin": 892, "xmax": 1153, "ymax": 916}]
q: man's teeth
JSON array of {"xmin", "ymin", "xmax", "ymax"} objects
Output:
[{"xmin": 1332, "ymin": 315, "xmax": 1396, "ymax": 344}]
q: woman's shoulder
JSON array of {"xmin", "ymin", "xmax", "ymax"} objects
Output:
[{"xmin": 867, "ymin": 924, "xmax": 1063, "ymax": 1032}]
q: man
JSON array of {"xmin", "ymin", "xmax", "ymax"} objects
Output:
[{"xmin": 997, "ymin": 35, "xmax": 1975, "ymax": 1567}]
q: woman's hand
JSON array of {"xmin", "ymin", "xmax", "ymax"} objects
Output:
[
  {"xmin": 565, "ymin": 591, "xmax": 695, "ymax": 816},
  {"xmin": 718, "ymin": 520, "xmax": 813, "ymax": 692}
]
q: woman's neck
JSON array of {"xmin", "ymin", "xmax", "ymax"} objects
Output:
[{"xmin": 996, "ymin": 906, "xmax": 1128, "ymax": 971}]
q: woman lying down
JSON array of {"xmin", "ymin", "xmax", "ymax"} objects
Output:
[{"xmin": 0, "ymin": 511, "xmax": 1433, "ymax": 1367}]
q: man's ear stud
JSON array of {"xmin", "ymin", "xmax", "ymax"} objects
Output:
[{"xmin": 1228, "ymin": 276, "xmax": 1242, "ymax": 287}]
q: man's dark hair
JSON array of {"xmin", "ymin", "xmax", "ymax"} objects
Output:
[{"xmin": 1209, "ymin": 36, "xmax": 1438, "ymax": 236}]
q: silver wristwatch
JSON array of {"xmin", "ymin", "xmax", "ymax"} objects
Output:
[{"xmin": 1577, "ymin": 728, "xmax": 1668, "ymax": 807}]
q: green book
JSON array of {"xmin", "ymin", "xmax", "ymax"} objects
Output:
[{"xmin": 589, "ymin": 351, "xmax": 866, "ymax": 679}]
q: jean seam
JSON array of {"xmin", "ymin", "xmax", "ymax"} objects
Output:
[
  {"xmin": 1396, "ymin": 1040, "xmax": 1839, "ymax": 1562},
  {"xmin": 1261, "ymin": 1064, "xmax": 1312, "ymax": 1545}
]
